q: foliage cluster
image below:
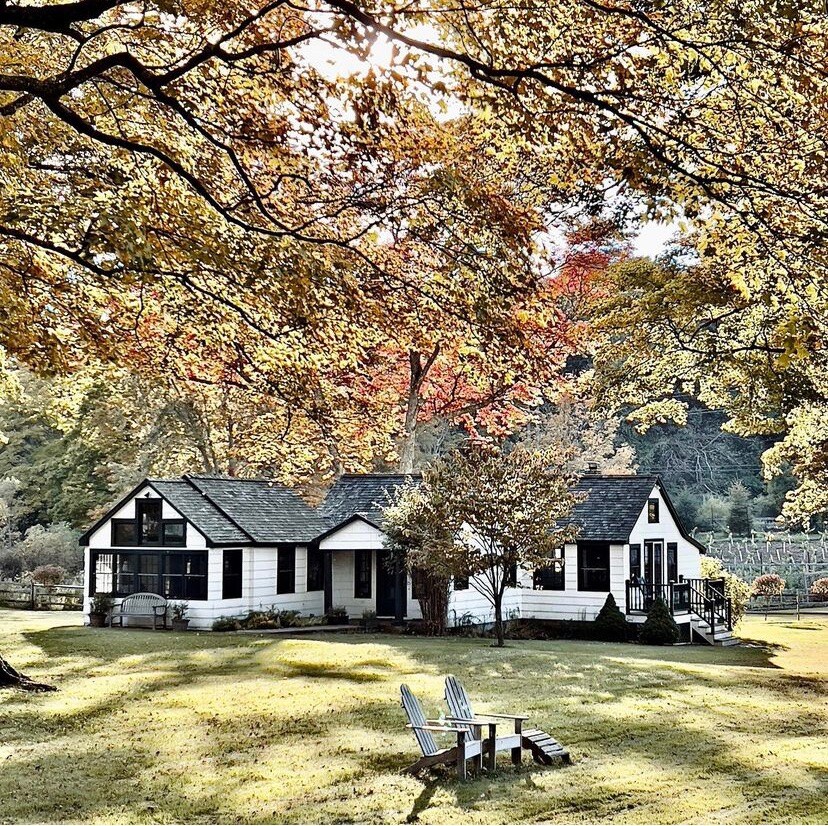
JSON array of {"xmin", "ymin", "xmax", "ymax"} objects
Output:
[
  {"xmin": 384, "ymin": 442, "xmax": 580, "ymax": 646},
  {"xmin": 811, "ymin": 578, "xmax": 828, "ymax": 597},
  {"xmin": 212, "ymin": 607, "xmax": 328, "ymax": 632},
  {"xmin": 700, "ymin": 557, "xmax": 752, "ymax": 626},
  {"xmin": 593, "ymin": 594, "xmax": 630, "ymax": 642},
  {"xmin": 751, "ymin": 573, "xmax": 786, "ymax": 597},
  {"xmin": 639, "ymin": 598, "xmax": 680, "ymax": 646},
  {"xmin": 29, "ymin": 565, "xmax": 66, "ymax": 587}
]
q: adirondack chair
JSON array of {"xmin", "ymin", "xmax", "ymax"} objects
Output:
[
  {"xmin": 400, "ymin": 684, "xmax": 483, "ymax": 780},
  {"xmin": 444, "ymin": 675, "xmax": 571, "ymax": 766}
]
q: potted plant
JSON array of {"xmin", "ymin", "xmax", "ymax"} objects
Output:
[
  {"xmin": 170, "ymin": 601, "xmax": 190, "ymax": 632},
  {"xmin": 89, "ymin": 594, "xmax": 113, "ymax": 628}
]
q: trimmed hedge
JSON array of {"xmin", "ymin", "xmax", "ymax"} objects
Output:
[{"xmin": 639, "ymin": 598, "xmax": 680, "ymax": 645}]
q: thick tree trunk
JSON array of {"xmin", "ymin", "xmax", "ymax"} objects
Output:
[
  {"xmin": 0, "ymin": 655, "xmax": 56, "ymax": 692},
  {"xmin": 398, "ymin": 346, "xmax": 440, "ymax": 474}
]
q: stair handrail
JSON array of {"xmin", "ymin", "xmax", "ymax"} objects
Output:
[{"xmin": 687, "ymin": 581, "xmax": 717, "ymax": 638}]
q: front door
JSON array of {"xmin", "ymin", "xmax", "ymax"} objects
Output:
[
  {"xmin": 643, "ymin": 539, "xmax": 664, "ymax": 609},
  {"xmin": 375, "ymin": 549, "xmax": 397, "ymax": 617}
]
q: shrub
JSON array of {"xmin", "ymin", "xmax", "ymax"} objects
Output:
[
  {"xmin": 242, "ymin": 608, "xmax": 280, "ymax": 629},
  {"xmin": 810, "ymin": 577, "xmax": 828, "ymax": 597},
  {"xmin": 170, "ymin": 601, "xmax": 189, "ymax": 621},
  {"xmin": 90, "ymin": 594, "xmax": 113, "ymax": 615},
  {"xmin": 700, "ymin": 557, "xmax": 752, "ymax": 625},
  {"xmin": 639, "ymin": 598, "xmax": 680, "ymax": 645},
  {"xmin": 279, "ymin": 610, "xmax": 301, "ymax": 628},
  {"xmin": 727, "ymin": 481, "xmax": 753, "ymax": 536},
  {"xmin": 325, "ymin": 606, "xmax": 349, "ymax": 625},
  {"xmin": 593, "ymin": 593, "xmax": 629, "ymax": 642},
  {"xmin": 212, "ymin": 615, "xmax": 241, "ymax": 632},
  {"xmin": 752, "ymin": 573, "xmax": 785, "ymax": 596},
  {"xmin": 30, "ymin": 564, "xmax": 66, "ymax": 586}
]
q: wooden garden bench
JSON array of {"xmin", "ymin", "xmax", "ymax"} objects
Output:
[
  {"xmin": 400, "ymin": 684, "xmax": 483, "ymax": 780},
  {"xmin": 110, "ymin": 592, "xmax": 168, "ymax": 630},
  {"xmin": 444, "ymin": 675, "xmax": 571, "ymax": 766}
]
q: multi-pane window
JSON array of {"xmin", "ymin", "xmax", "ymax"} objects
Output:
[
  {"xmin": 138, "ymin": 499, "xmax": 162, "ymax": 544},
  {"xmin": 110, "ymin": 498, "xmax": 186, "ymax": 547},
  {"xmin": 504, "ymin": 563, "xmax": 518, "ymax": 588},
  {"xmin": 307, "ymin": 547, "xmax": 324, "ymax": 591},
  {"xmin": 577, "ymin": 542, "xmax": 611, "ymax": 591},
  {"xmin": 534, "ymin": 548, "xmax": 565, "ymax": 590},
  {"xmin": 91, "ymin": 550, "xmax": 208, "ymax": 600},
  {"xmin": 647, "ymin": 497, "xmax": 660, "ymax": 523},
  {"xmin": 277, "ymin": 547, "xmax": 296, "ymax": 595},
  {"xmin": 222, "ymin": 548, "xmax": 243, "ymax": 599},
  {"xmin": 354, "ymin": 550, "xmax": 372, "ymax": 599},
  {"xmin": 453, "ymin": 574, "xmax": 469, "ymax": 591}
]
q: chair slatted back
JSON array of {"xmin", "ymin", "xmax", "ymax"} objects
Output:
[
  {"xmin": 400, "ymin": 684, "xmax": 438, "ymax": 756},
  {"xmin": 123, "ymin": 593, "xmax": 166, "ymax": 612},
  {"xmin": 445, "ymin": 675, "xmax": 475, "ymax": 735}
]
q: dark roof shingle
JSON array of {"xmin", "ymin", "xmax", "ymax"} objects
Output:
[
  {"xmin": 320, "ymin": 473, "xmax": 421, "ymax": 526},
  {"xmin": 568, "ymin": 475, "xmax": 660, "ymax": 542},
  {"xmin": 184, "ymin": 475, "xmax": 328, "ymax": 543}
]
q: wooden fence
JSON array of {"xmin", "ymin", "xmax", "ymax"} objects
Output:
[
  {"xmin": 0, "ymin": 580, "xmax": 84, "ymax": 611},
  {"xmin": 746, "ymin": 590, "xmax": 828, "ymax": 615}
]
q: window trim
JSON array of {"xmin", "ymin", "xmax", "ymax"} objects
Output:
[
  {"xmin": 647, "ymin": 497, "xmax": 660, "ymax": 524},
  {"xmin": 577, "ymin": 541, "xmax": 611, "ymax": 592},
  {"xmin": 90, "ymin": 549, "xmax": 208, "ymax": 600},
  {"xmin": 629, "ymin": 543, "xmax": 642, "ymax": 582},
  {"xmin": 277, "ymin": 546, "xmax": 296, "ymax": 595},
  {"xmin": 222, "ymin": 548, "xmax": 244, "ymax": 600},
  {"xmin": 666, "ymin": 541, "xmax": 678, "ymax": 583},
  {"xmin": 306, "ymin": 546, "xmax": 324, "ymax": 592},
  {"xmin": 354, "ymin": 549, "xmax": 372, "ymax": 599}
]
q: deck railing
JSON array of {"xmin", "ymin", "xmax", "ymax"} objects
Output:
[
  {"xmin": 626, "ymin": 577, "xmax": 733, "ymax": 632},
  {"xmin": 625, "ymin": 581, "xmax": 690, "ymax": 615}
]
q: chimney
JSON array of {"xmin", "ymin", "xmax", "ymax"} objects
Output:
[{"xmin": 585, "ymin": 462, "xmax": 599, "ymax": 475}]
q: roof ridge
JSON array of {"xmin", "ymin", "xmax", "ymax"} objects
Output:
[{"xmin": 182, "ymin": 475, "xmax": 255, "ymax": 543}]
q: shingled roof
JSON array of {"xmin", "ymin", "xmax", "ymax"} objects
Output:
[
  {"xmin": 319, "ymin": 473, "xmax": 421, "ymax": 526},
  {"xmin": 79, "ymin": 475, "xmax": 327, "ymax": 546},
  {"xmin": 183, "ymin": 475, "xmax": 329, "ymax": 543},
  {"xmin": 568, "ymin": 475, "xmax": 661, "ymax": 542}
]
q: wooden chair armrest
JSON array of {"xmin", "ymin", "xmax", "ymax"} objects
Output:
[
  {"xmin": 476, "ymin": 712, "xmax": 530, "ymax": 721},
  {"xmin": 406, "ymin": 723, "xmax": 466, "ymax": 734},
  {"xmin": 445, "ymin": 716, "xmax": 498, "ymax": 726}
]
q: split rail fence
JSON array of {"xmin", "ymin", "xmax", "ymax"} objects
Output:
[{"xmin": 0, "ymin": 580, "xmax": 83, "ymax": 611}]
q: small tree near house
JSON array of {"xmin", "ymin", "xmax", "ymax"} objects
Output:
[
  {"xmin": 384, "ymin": 441, "xmax": 581, "ymax": 647},
  {"xmin": 594, "ymin": 593, "xmax": 629, "ymax": 642},
  {"xmin": 639, "ymin": 598, "xmax": 680, "ymax": 645}
]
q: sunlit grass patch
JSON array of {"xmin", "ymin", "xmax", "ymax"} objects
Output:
[{"xmin": 1, "ymin": 611, "xmax": 826, "ymax": 824}]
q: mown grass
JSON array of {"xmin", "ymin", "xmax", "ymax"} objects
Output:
[{"xmin": 1, "ymin": 610, "xmax": 826, "ymax": 824}]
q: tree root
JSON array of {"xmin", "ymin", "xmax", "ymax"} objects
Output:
[{"xmin": 0, "ymin": 654, "xmax": 56, "ymax": 692}]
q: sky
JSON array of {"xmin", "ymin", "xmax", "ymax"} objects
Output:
[{"xmin": 633, "ymin": 222, "xmax": 677, "ymax": 259}]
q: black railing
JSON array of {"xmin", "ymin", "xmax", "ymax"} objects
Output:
[
  {"xmin": 682, "ymin": 576, "xmax": 732, "ymax": 630},
  {"xmin": 625, "ymin": 581, "xmax": 691, "ymax": 615}
]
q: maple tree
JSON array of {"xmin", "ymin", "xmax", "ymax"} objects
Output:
[{"xmin": 384, "ymin": 441, "xmax": 581, "ymax": 646}]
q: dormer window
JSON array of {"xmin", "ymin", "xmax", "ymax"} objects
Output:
[
  {"xmin": 111, "ymin": 497, "xmax": 186, "ymax": 547},
  {"xmin": 647, "ymin": 497, "xmax": 659, "ymax": 523}
]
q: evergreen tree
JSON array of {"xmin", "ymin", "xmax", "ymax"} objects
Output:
[
  {"xmin": 639, "ymin": 598, "xmax": 680, "ymax": 645},
  {"xmin": 727, "ymin": 481, "xmax": 752, "ymax": 536},
  {"xmin": 593, "ymin": 593, "xmax": 629, "ymax": 642}
]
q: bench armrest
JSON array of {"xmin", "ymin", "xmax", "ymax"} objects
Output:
[
  {"xmin": 476, "ymin": 712, "xmax": 529, "ymax": 721},
  {"xmin": 446, "ymin": 716, "xmax": 498, "ymax": 726},
  {"xmin": 153, "ymin": 605, "xmax": 167, "ymax": 616}
]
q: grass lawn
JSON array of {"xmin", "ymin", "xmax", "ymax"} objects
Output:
[{"xmin": 1, "ymin": 611, "xmax": 826, "ymax": 824}]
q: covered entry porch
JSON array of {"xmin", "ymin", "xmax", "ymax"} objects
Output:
[{"xmin": 317, "ymin": 514, "xmax": 418, "ymax": 622}]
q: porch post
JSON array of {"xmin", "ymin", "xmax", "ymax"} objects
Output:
[
  {"xmin": 323, "ymin": 548, "xmax": 333, "ymax": 614},
  {"xmin": 394, "ymin": 557, "xmax": 406, "ymax": 625}
]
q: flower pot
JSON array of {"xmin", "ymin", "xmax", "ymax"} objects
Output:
[
  {"xmin": 171, "ymin": 618, "xmax": 190, "ymax": 632},
  {"xmin": 89, "ymin": 613, "xmax": 107, "ymax": 628}
]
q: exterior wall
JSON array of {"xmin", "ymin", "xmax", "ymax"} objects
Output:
[
  {"xmin": 447, "ymin": 578, "xmax": 521, "ymax": 627},
  {"xmin": 627, "ymin": 485, "xmax": 702, "ymax": 583}
]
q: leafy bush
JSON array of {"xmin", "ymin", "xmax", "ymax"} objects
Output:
[
  {"xmin": 30, "ymin": 564, "xmax": 66, "ymax": 586},
  {"xmin": 243, "ymin": 608, "xmax": 280, "ymax": 629},
  {"xmin": 727, "ymin": 481, "xmax": 752, "ymax": 536},
  {"xmin": 593, "ymin": 593, "xmax": 629, "ymax": 642},
  {"xmin": 752, "ymin": 573, "xmax": 785, "ymax": 596},
  {"xmin": 212, "ymin": 615, "xmax": 242, "ymax": 632},
  {"xmin": 0, "ymin": 522, "xmax": 81, "ymax": 578},
  {"xmin": 325, "ymin": 606, "xmax": 349, "ymax": 625},
  {"xmin": 810, "ymin": 577, "xmax": 828, "ymax": 597},
  {"xmin": 170, "ymin": 601, "xmax": 189, "ymax": 621},
  {"xmin": 279, "ymin": 610, "xmax": 301, "ymax": 628},
  {"xmin": 639, "ymin": 598, "xmax": 680, "ymax": 645},
  {"xmin": 90, "ymin": 594, "xmax": 113, "ymax": 615},
  {"xmin": 700, "ymin": 557, "xmax": 751, "ymax": 625}
]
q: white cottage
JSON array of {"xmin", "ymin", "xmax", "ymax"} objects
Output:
[{"xmin": 80, "ymin": 471, "xmax": 734, "ymax": 644}]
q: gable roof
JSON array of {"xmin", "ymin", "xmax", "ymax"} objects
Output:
[
  {"xmin": 79, "ymin": 475, "xmax": 326, "ymax": 546},
  {"xmin": 570, "ymin": 474, "xmax": 705, "ymax": 550},
  {"xmin": 319, "ymin": 473, "xmax": 421, "ymax": 526},
  {"xmin": 183, "ymin": 475, "xmax": 329, "ymax": 544}
]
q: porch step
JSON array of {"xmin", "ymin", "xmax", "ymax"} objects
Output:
[{"xmin": 690, "ymin": 620, "xmax": 738, "ymax": 647}]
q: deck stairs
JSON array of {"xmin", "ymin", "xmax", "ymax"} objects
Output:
[{"xmin": 690, "ymin": 617, "xmax": 738, "ymax": 647}]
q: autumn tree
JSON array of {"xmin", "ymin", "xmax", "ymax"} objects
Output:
[{"xmin": 384, "ymin": 442, "xmax": 581, "ymax": 646}]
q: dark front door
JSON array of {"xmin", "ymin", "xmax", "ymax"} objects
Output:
[{"xmin": 375, "ymin": 549, "xmax": 397, "ymax": 617}]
